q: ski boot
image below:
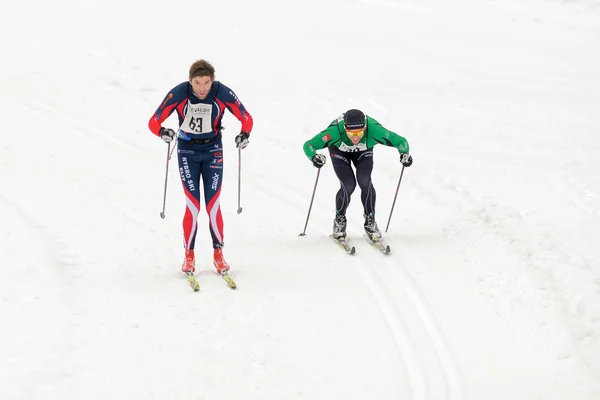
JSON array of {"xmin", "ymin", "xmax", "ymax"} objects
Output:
[
  {"xmin": 182, "ymin": 249, "xmax": 195, "ymax": 274},
  {"xmin": 213, "ymin": 247, "xmax": 230, "ymax": 275},
  {"xmin": 333, "ymin": 213, "xmax": 347, "ymax": 240},
  {"xmin": 364, "ymin": 212, "xmax": 382, "ymax": 242}
]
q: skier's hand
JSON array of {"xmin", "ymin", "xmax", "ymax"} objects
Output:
[
  {"xmin": 400, "ymin": 153, "xmax": 413, "ymax": 167},
  {"xmin": 160, "ymin": 127, "xmax": 176, "ymax": 143},
  {"xmin": 312, "ymin": 154, "xmax": 326, "ymax": 168},
  {"xmin": 235, "ymin": 131, "xmax": 250, "ymax": 149}
]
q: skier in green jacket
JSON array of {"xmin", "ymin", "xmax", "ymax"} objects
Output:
[{"xmin": 302, "ymin": 109, "xmax": 413, "ymax": 242}]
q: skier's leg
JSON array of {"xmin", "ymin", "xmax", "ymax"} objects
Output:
[
  {"xmin": 200, "ymin": 142, "xmax": 229, "ymax": 274},
  {"xmin": 178, "ymin": 146, "xmax": 202, "ymax": 272},
  {"xmin": 200, "ymin": 142, "xmax": 224, "ymax": 248},
  {"xmin": 354, "ymin": 149, "xmax": 375, "ymax": 215},
  {"xmin": 328, "ymin": 146, "xmax": 358, "ymax": 238},
  {"xmin": 353, "ymin": 149, "xmax": 380, "ymax": 240},
  {"xmin": 329, "ymin": 146, "xmax": 357, "ymax": 216}
]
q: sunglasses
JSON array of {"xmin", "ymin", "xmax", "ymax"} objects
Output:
[{"xmin": 346, "ymin": 128, "xmax": 365, "ymax": 137}]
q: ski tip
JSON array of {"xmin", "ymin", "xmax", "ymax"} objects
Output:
[
  {"xmin": 187, "ymin": 274, "xmax": 200, "ymax": 291},
  {"xmin": 385, "ymin": 245, "xmax": 391, "ymax": 254},
  {"xmin": 221, "ymin": 273, "xmax": 237, "ymax": 289},
  {"xmin": 350, "ymin": 246, "xmax": 356, "ymax": 255}
]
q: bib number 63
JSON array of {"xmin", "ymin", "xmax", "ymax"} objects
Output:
[{"xmin": 189, "ymin": 117, "xmax": 203, "ymax": 132}]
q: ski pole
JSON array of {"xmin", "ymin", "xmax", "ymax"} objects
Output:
[
  {"xmin": 237, "ymin": 147, "xmax": 243, "ymax": 214},
  {"xmin": 299, "ymin": 168, "xmax": 321, "ymax": 236},
  {"xmin": 385, "ymin": 165, "xmax": 405, "ymax": 232},
  {"xmin": 159, "ymin": 141, "xmax": 176, "ymax": 219}
]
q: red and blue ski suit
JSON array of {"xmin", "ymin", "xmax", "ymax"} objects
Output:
[{"xmin": 149, "ymin": 81, "xmax": 253, "ymax": 250}]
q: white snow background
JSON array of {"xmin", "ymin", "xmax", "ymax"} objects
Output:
[{"xmin": 1, "ymin": 0, "xmax": 600, "ymax": 399}]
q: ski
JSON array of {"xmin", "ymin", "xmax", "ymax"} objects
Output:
[
  {"xmin": 221, "ymin": 272, "xmax": 237, "ymax": 289},
  {"xmin": 363, "ymin": 234, "xmax": 391, "ymax": 255},
  {"xmin": 330, "ymin": 235, "xmax": 356, "ymax": 255},
  {"xmin": 186, "ymin": 272, "xmax": 200, "ymax": 292},
  {"xmin": 186, "ymin": 272, "xmax": 235, "ymax": 290}
]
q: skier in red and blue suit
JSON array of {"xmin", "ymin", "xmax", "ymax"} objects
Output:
[{"xmin": 148, "ymin": 59, "xmax": 253, "ymax": 276}]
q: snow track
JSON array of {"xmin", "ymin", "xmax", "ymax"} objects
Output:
[
  {"xmin": 344, "ymin": 233, "xmax": 466, "ymax": 400},
  {"xmin": 2, "ymin": 0, "xmax": 600, "ymax": 398}
]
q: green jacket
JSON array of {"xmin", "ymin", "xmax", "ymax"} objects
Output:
[{"xmin": 303, "ymin": 115, "xmax": 409, "ymax": 159}]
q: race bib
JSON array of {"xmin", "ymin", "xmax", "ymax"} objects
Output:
[
  {"xmin": 338, "ymin": 142, "xmax": 368, "ymax": 152},
  {"xmin": 180, "ymin": 102, "xmax": 213, "ymax": 134}
]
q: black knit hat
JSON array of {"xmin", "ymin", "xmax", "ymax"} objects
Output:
[{"xmin": 343, "ymin": 109, "xmax": 366, "ymax": 130}]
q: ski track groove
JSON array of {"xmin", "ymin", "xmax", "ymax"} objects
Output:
[
  {"xmin": 384, "ymin": 238, "xmax": 467, "ymax": 400},
  {"xmin": 253, "ymin": 177, "xmax": 430, "ymax": 398},
  {"xmin": 254, "ymin": 168, "xmax": 473, "ymax": 398},
  {"xmin": 350, "ymin": 255, "xmax": 428, "ymax": 400}
]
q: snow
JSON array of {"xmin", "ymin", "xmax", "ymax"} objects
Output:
[{"xmin": 1, "ymin": 0, "xmax": 600, "ymax": 399}]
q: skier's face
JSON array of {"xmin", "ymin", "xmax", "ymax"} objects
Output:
[
  {"xmin": 190, "ymin": 76, "xmax": 212, "ymax": 99},
  {"xmin": 346, "ymin": 128, "xmax": 364, "ymax": 145}
]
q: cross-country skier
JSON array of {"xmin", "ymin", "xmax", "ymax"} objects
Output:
[
  {"xmin": 302, "ymin": 109, "xmax": 412, "ymax": 241},
  {"xmin": 148, "ymin": 59, "xmax": 253, "ymax": 276}
]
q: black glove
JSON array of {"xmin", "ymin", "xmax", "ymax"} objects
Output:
[
  {"xmin": 159, "ymin": 127, "xmax": 176, "ymax": 143},
  {"xmin": 400, "ymin": 153, "xmax": 413, "ymax": 167},
  {"xmin": 235, "ymin": 131, "xmax": 250, "ymax": 149},
  {"xmin": 312, "ymin": 154, "xmax": 326, "ymax": 168}
]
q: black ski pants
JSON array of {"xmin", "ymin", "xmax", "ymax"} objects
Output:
[{"xmin": 328, "ymin": 145, "xmax": 375, "ymax": 216}]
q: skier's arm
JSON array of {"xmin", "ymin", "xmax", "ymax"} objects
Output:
[
  {"xmin": 368, "ymin": 117, "xmax": 410, "ymax": 154},
  {"xmin": 219, "ymin": 84, "xmax": 253, "ymax": 134},
  {"xmin": 148, "ymin": 87, "xmax": 184, "ymax": 136},
  {"xmin": 303, "ymin": 123, "xmax": 339, "ymax": 160}
]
